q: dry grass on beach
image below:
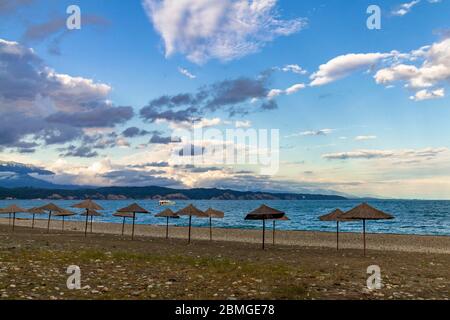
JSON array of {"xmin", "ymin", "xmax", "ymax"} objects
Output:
[{"xmin": 0, "ymin": 223, "xmax": 448, "ymax": 300}]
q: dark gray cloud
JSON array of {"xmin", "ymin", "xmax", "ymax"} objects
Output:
[
  {"xmin": 206, "ymin": 77, "xmax": 269, "ymax": 111},
  {"xmin": 259, "ymin": 100, "xmax": 278, "ymax": 111},
  {"xmin": 46, "ymin": 105, "xmax": 134, "ymax": 128},
  {"xmin": 122, "ymin": 127, "xmax": 156, "ymax": 138},
  {"xmin": 140, "ymin": 75, "xmax": 274, "ymax": 123},
  {"xmin": 17, "ymin": 147, "xmax": 36, "ymax": 154},
  {"xmin": 0, "ymin": 39, "xmax": 129, "ymax": 151},
  {"xmin": 131, "ymin": 162, "xmax": 170, "ymax": 168},
  {"xmin": 187, "ymin": 166, "xmax": 222, "ymax": 173},
  {"xmin": 24, "ymin": 15, "xmax": 109, "ymax": 41},
  {"xmin": 23, "ymin": 15, "xmax": 110, "ymax": 55},
  {"xmin": 149, "ymin": 134, "xmax": 182, "ymax": 144},
  {"xmin": 140, "ymin": 106, "xmax": 200, "ymax": 123},
  {"xmin": 61, "ymin": 145, "xmax": 98, "ymax": 158},
  {"xmin": 101, "ymin": 170, "xmax": 183, "ymax": 187},
  {"xmin": 0, "ymin": 0, "xmax": 33, "ymax": 15},
  {"xmin": 178, "ymin": 144, "xmax": 206, "ymax": 156}
]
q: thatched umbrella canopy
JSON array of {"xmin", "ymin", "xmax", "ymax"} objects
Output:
[
  {"xmin": 202, "ymin": 208, "xmax": 225, "ymax": 241},
  {"xmin": 80, "ymin": 209, "xmax": 102, "ymax": 233},
  {"xmin": 0, "ymin": 207, "xmax": 12, "ymax": 226},
  {"xmin": 71, "ymin": 200, "xmax": 104, "ymax": 237},
  {"xmin": 113, "ymin": 212, "xmax": 134, "ymax": 236},
  {"xmin": 176, "ymin": 204, "xmax": 206, "ymax": 244},
  {"xmin": 53, "ymin": 209, "xmax": 76, "ymax": 232},
  {"xmin": 271, "ymin": 215, "xmax": 290, "ymax": 246},
  {"xmin": 116, "ymin": 203, "xmax": 149, "ymax": 240},
  {"xmin": 245, "ymin": 205, "xmax": 285, "ymax": 249},
  {"xmin": 2, "ymin": 205, "xmax": 27, "ymax": 231},
  {"xmin": 38, "ymin": 203, "xmax": 69, "ymax": 233},
  {"xmin": 155, "ymin": 209, "xmax": 180, "ymax": 239},
  {"xmin": 27, "ymin": 207, "xmax": 47, "ymax": 229},
  {"xmin": 319, "ymin": 209, "xmax": 347, "ymax": 251},
  {"xmin": 340, "ymin": 203, "xmax": 394, "ymax": 256}
]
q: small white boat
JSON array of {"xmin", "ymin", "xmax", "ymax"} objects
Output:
[{"xmin": 159, "ymin": 200, "xmax": 176, "ymax": 206}]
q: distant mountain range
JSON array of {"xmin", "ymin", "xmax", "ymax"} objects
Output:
[
  {"xmin": 0, "ymin": 186, "xmax": 346, "ymax": 201},
  {"xmin": 0, "ymin": 160, "xmax": 89, "ymax": 190},
  {"xmin": 0, "ymin": 160, "xmax": 347, "ymax": 200}
]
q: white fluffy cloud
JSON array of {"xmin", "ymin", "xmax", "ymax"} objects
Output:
[
  {"xmin": 391, "ymin": 0, "xmax": 421, "ymax": 16},
  {"xmin": 178, "ymin": 67, "xmax": 196, "ymax": 79},
  {"xmin": 286, "ymin": 128, "xmax": 334, "ymax": 138},
  {"xmin": 307, "ymin": 37, "xmax": 449, "ymax": 102},
  {"xmin": 235, "ymin": 120, "xmax": 252, "ymax": 128},
  {"xmin": 323, "ymin": 147, "xmax": 448, "ymax": 160},
  {"xmin": 355, "ymin": 135, "xmax": 377, "ymax": 141},
  {"xmin": 310, "ymin": 53, "xmax": 392, "ymax": 86},
  {"xmin": 285, "ymin": 83, "xmax": 306, "ymax": 95},
  {"xmin": 375, "ymin": 38, "xmax": 450, "ymax": 100},
  {"xmin": 280, "ymin": 64, "xmax": 307, "ymax": 75},
  {"xmin": 143, "ymin": 0, "xmax": 306, "ymax": 64},
  {"xmin": 410, "ymin": 88, "xmax": 445, "ymax": 101},
  {"xmin": 268, "ymin": 83, "xmax": 305, "ymax": 98}
]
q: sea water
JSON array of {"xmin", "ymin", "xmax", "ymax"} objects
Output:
[{"xmin": 0, "ymin": 199, "xmax": 449, "ymax": 236}]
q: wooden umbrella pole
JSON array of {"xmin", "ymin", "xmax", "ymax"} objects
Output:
[
  {"xmin": 121, "ymin": 217, "xmax": 125, "ymax": 236},
  {"xmin": 8, "ymin": 213, "xmax": 11, "ymax": 226},
  {"xmin": 62, "ymin": 216, "xmax": 65, "ymax": 232},
  {"xmin": 84, "ymin": 209, "xmax": 89, "ymax": 237},
  {"xmin": 336, "ymin": 221, "xmax": 339, "ymax": 251},
  {"xmin": 262, "ymin": 219, "xmax": 266, "ymax": 250},
  {"xmin": 272, "ymin": 220, "xmax": 275, "ymax": 245},
  {"xmin": 209, "ymin": 217, "xmax": 212, "ymax": 241},
  {"xmin": 188, "ymin": 215, "xmax": 192, "ymax": 244},
  {"xmin": 90, "ymin": 215, "xmax": 93, "ymax": 233},
  {"xmin": 131, "ymin": 212, "xmax": 136, "ymax": 240},
  {"xmin": 166, "ymin": 217, "xmax": 169, "ymax": 239},
  {"xmin": 12, "ymin": 212, "xmax": 16, "ymax": 231},
  {"xmin": 47, "ymin": 211, "xmax": 52, "ymax": 233},
  {"xmin": 32, "ymin": 214, "xmax": 35, "ymax": 229},
  {"xmin": 363, "ymin": 219, "xmax": 366, "ymax": 256}
]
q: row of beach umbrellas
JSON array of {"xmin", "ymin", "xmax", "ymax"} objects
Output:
[
  {"xmin": 0, "ymin": 201, "xmax": 393, "ymax": 254},
  {"xmin": 0, "ymin": 201, "xmax": 227, "ymax": 242},
  {"xmin": 319, "ymin": 203, "xmax": 394, "ymax": 256}
]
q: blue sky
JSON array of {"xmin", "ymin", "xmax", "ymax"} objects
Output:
[{"xmin": 0, "ymin": 0, "xmax": 450, "ymax": 199}]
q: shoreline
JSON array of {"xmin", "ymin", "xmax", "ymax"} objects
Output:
[{"xmin": 1, "ymin": 217, "xmax": 449, "ymax": 254}]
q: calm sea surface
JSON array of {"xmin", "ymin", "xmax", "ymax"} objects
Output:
[{"xmin": 0, "ymin": 199, "xmax": 449, "ymax": 236}]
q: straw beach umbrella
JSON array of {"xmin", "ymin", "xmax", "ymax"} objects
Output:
[
  {"xmin": 245, "ymin": 205, "xmax": 285, "ymax": 249},
  {"xmin": 155, "ymin": 209, "xmax": 180, "ymax": 239},
  {"xmin": 80, "ymin": 209, "xmax": 102, "ymax": 233},
  {"xmin": 27, "ymin": 207, "xmax": 47, "ymax": 229},
  {"xmin": 176, "ymin": 204, "xmax": 206, "ymax": 243},
  {"xmin": 0, "ymin": 208, "xmax": 7, "ymax": 224},
  {"xmin": 71, "ymin": 200, "xmax": 104, "ymax": 237},
  {"xmin": 2, "ymin": 205, "xmax": 27, "ymax": 231},
  {"xmin": 113, "ymin": 212, "xmax": 134, "ymax": 236},
  {"xmin": 116, "ymin": 203, "xmax": 150, "ymax": 240},
  {"xmin": 340, "ymin": 203, "xmax": 394, "ymax": 256},
  {"xmin": 38, "ymin": 203, "xmax": 69, "ymax": 233},
  {"xmin": 53, "ymin": 209, "xmax": 76, "ymax": 232},
  {"xmin": 202, "ymin": 208, "xmax": 224, "ymax": 241},
  {"xmin": 319, "ymin": 209, "xmax": 347, "ymax": 251},
  {"xmin": 272, "ymin": 215, "xmax": 289, "ymax": 245},
  {"xmin": 0, "ymin": 207, "xmax": 12, "ymax": 226}
]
